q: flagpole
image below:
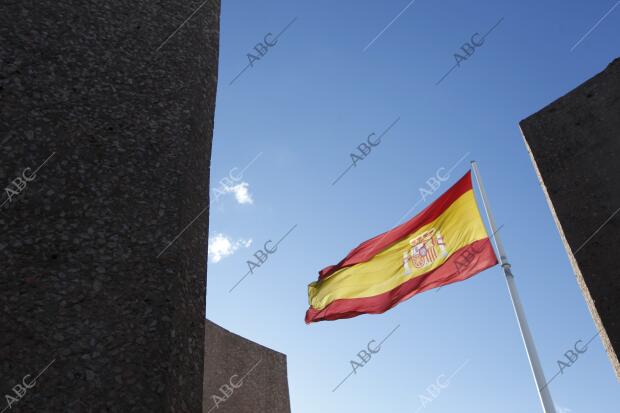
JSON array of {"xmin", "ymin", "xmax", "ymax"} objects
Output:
[{"xmin": 470, "ymin": 161, "xmax": 556, "ymax": 413}]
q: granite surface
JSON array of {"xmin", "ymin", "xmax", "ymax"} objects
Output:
[
  {"xmin": 520, "ymin": 58, "xmax": 620, "ymax": 380},
  {"xmin": 0, "ymin": 1, "xmax": 220, "ymax": 411},
  {"xmin": 203, "ymin": 319, "xmax": 291, "ymax": 413}
]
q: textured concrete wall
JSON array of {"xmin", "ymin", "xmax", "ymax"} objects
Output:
[
  {"xmin": 204, "ymin": 319, "xmax": 291, "ymax": 413},
  {"xmin": 520, "ymin": 58, "xmax": 620, "ymax": 380},
  {"xmin": 0, "ymin": 1, "xmax": 219, "ymax": 412}
]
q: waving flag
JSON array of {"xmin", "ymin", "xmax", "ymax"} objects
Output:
[{"xmin": 305, "ymin": 171, "xmax": 497, "ymax": 323}]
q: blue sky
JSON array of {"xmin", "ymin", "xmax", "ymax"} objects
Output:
[{"xmin": 205, "ymin": 1, "xmax": 620, "ymax": 412}]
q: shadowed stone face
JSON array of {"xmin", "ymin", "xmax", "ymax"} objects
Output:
[
  {"xmin": 0, "ymin": 1, "xmax": 220, "ymax": 411},
  {"xmin": 203, "ymin": 320, "xmax": 291, "ymax": 413},
  {"xmin": 520, "ymin": 58, "xmax": 620, "ymax": 381}
]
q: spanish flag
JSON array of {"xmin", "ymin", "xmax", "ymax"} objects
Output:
[{"xmin": 305, "ymin": 171, "xmax": 498, "ymax": 323}]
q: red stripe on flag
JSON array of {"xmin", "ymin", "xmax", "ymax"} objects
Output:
[
  {"xmin": 319, "ymin": 171, "xmax": 473, "ymax": 280},
  {"xmin": 306, "ymin": 237, "xmax": 497, "ymax": 323}
]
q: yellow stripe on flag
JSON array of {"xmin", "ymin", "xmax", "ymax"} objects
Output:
[{"xmin": 309, "ymin": 189, "xmax": 488, "ymax": 310}]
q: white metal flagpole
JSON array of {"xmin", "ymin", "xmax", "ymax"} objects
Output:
[{"xmin": 470, "ymin": 161, "xmax": 557, "ymax": 413}]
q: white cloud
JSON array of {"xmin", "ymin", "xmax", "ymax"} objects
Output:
[
  {"xmin": 556, "ymin": 405, "xmax": 571, "ymax": 413},
  {"xmin": 223, "ymin": 182, "xmax": 253, "ymax": 205},
  {"xmin": 208, "ymin": 233, "xmax": 253, "ymax": 263}
]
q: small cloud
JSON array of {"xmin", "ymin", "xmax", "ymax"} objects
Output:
[
  {"xmin": 208, "ymin": 233, "xmax": 253, "ymax": 263},
  {"xmin": 225, "ymin": 182, "xmax": 253, "ymax": 204},
  {"xmin": 556, "ymin": 405, "xmax": 571, "ymax": 413}
]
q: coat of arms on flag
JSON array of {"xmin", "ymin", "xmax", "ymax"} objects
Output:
[
  {"xmin": 305, "ymin": 171, "xmax": 498, "ymax": 323},
  {"xmin": 403, "ymin": 228, "xmax": 448, "ymax": 274}
]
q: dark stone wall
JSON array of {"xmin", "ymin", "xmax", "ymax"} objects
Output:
[
  {"xmin": 204, "ymin": 319, "xmax": 291, "ymax": 413},
  {"xmin": 0, "ymin": 1, "xmax": 219, "ymax": 412},
  {"xmin": 520, "ymin": 58, "xmax": 620, "ymax": 380}
]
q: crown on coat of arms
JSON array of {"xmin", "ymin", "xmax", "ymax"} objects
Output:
[{"xmin": 402, "ymin": 228, "xmax": 448, "ymax": 274}]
